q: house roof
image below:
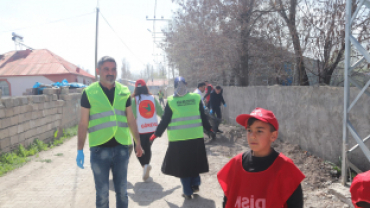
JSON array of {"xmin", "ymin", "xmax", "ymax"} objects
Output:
[
  {"xmin": 0, "ymin": 49, "xmax": 95, "ymax": 79},
  {"xmin": 146, "ymin": 79, "xmax": 168, "ymax": 86}
]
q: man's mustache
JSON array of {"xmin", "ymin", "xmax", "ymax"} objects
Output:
[{"xmin": 106, "ymin": 75, "xmax": 114, "ymax": 79}]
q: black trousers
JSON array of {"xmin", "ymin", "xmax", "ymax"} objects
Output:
[
  {"xmin": 159, "ymin": 98, "xmax": 165, "ymax": 106},
  {"xmin": 134, "ymin": 133, "xmax": 153, "ymax": 166},
  {"xmin": 212, "ymin": 106, "xmax": 222, "ymax": 119}
]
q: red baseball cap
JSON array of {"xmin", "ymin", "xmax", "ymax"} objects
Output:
[
  {"xmin": 236, "ymin": 107, "xmax": 279, "ymax": 131},
  {"xmin": 135, "ymin": 79, "xmax": 146, "ymax": 87},
  {"xmin": 350, "ymin": 171, "xmax": 370, "ymax": 208}
]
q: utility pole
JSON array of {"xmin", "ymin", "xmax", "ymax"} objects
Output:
[{"xmin": 94, "ymin": 7, "xmax": 100, "ymax": 81}]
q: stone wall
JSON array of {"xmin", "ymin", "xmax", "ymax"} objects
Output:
[
  {"xmin": 0, "ymin": 88, "xmax": 82, "ymax": 154},
  {"xmin": 223, "ymin": 86, "xmax": 370, "ymax": 171}
]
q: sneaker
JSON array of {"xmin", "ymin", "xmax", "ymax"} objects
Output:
[
  {"xmin": 191, "ymin": 185, "xmax": 199, "ymax": 193},
  {"xmin": 142, "ymin": 164, "xmax": 152, "ymax": 181},
  {"xmin": 210, "ymin": 132, "xmax": 216, "ymax": 140},
  {"xmin": 182, "ymin": 194, "xmax": 192, "ymax": 199}
]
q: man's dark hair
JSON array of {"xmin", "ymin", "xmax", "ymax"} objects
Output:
[
  {"xmin": 247, "ymin": 117, "xmax": 276, "ymax": 132},
  {"xmin": 215, "ymin": 86, "xmax": 222, "ymax": 90},
  {"xmin": 198, "ymin": 82, "xmax": 206, "ymax": 88},
  {"xmin": 97, "ymin": 56, "xmax": 116, "ymax": 69}
]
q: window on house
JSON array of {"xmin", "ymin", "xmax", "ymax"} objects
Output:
[{"xmin": 0, "ymin": 81, "xmax": 10, "ymax": 96}]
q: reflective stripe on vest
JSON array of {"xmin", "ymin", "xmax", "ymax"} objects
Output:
[
  {"xmin": 89, "ymin": 110, "xmax": 126, "ymax": 121},
  {"xmin": 171, "ymin": 115, "xmax": 201, "ymax": 123},
  {"xmin": 88, "ymin": 121, "xmax": 128, "ymax": 133},
  {"xmin": 115, "ymin": 109, "xmax": 126, "ymax": 116},
  {"xmin": 89, "ymin": 111, "xmax": 115, "ymax": 121},
  {"xmin": 167, "ymin": 122, "xmax": 202, "ymax": 130}
]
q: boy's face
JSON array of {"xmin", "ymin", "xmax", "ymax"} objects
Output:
[
  {"xmin": 246, "ymin": 120, "xmax": 278, "ymax": 157},
  {"xmin": 215, "ymin": 89, "xmax": 221, "ymax": 94},
  {"xmin": 199, "ymin": 86, "xmax": 206, "ymax": 92}
]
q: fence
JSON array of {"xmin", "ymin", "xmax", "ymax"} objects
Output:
[
  {"xmin": 223, "ymin": 86, "xmax": 370, "ymax": 171},
  {"xmin": 0, "ymin": 88, "xmax": 82, "ymax": 154}
]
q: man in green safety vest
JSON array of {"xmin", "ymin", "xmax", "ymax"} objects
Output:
[
  {"xmin": 149, "ymin": 76, "xmax": 215, "ymax": 199},
  {"xmin": 76, "ymin": 56, "xmax": 143, "ymax": 208},
  {"xmin": 158, "ymin": 89, "xmax": 165, "ymax": 107}
]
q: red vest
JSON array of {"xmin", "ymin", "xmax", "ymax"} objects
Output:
[
  {"xmin": 205, "ymin": 84, "xmax": 213, "ymax": 101},
  {"xmin": 217, "ymin": 153, "xmax": 305, "ymax": 208}
]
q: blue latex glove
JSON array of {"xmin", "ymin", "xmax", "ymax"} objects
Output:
[
  {"xmin": 224, "ymin": 103, "xmax": 227, "ymax": 107},
  {"xmin": 76, "ymin": 150, "xmax": 84, "ymax": 169},
  {"xmin": 203, "ymin": 105, "xmax": 206, "ymax": 109},
  {"xmin": 210, "ymin": 109, "xmax": 213, "ymax": 114}
]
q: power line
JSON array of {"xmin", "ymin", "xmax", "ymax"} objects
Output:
[
  {"xmin": 99, "ymin": 11, "xmax": 146, "ymax": 66},
  {"xmin": 0, "ymin": 12, "xmax": 95, "ymax": 33}
]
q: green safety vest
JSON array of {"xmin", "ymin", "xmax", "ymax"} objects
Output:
[
  {"xmin": 167, "ymin": 93, "xmax": 204, "ymax": 142},
  {"xmin": 85, "ymin": 82, "xmax": 132, "ymax": 147}
]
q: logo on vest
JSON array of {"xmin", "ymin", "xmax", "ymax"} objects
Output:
[
  {"xmin": 141, "ymin": 122, "xmax": 158, "ymax": 129},
  {"xmin": 177, "ymin": 99, "xmax": 195, "ymax": 106},
  {"xmin": 139, "ymin": 100, "xmax": 155, "ymax": 119},
  {"xmin": 234, "ymin": 196, "xmax": 266, "ymax": 208}
]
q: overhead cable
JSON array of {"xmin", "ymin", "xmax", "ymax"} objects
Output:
[
  {"xmin": 99, "ymin": 11, "xmax": 146, "ymax": 66},
  {"xmin": 0, "ymin": 11, "xmax": 95, "ymax": 33}
]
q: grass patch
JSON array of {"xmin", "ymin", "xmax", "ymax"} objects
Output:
[
  {"xmin": 37, "ymin": 159, "xmax": 52, "ymax": 163},
  {"xmin": 0, "ymin": 125, "xmax": 78, "ymax": 177},
  {"xmin": 55, "ymin": 153, "xmax": 63, "ymax": 157}
]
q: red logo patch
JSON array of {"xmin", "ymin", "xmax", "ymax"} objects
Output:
[{"xmin": 139, "ymin": 100, "xmax": 155, "ymax": 119}]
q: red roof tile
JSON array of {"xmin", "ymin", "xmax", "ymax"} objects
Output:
[
  {"xmin": 0, "ymin": 49, "xmax": 95, "ymax": 79},
  {"xmin": 146, "ymin": 79, "xmax": 168, "ymax": 86}
]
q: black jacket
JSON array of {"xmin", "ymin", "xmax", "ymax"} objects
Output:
[{"xmin": 209, "ymin": 90, "xmax": 225, "ymax": 109}]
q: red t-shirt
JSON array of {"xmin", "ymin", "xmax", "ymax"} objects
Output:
[
  {"xmin": 205, "ymin": 84, "xmax": 213, "ymax": 102},
  {"xmin": 217, "ymin": 153, "xmax": 305, "ymax": 208}
]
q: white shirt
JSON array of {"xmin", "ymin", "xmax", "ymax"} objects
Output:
[{"xmin": 193, "ymin": 88, "xmax": 205, "ymax": 105}]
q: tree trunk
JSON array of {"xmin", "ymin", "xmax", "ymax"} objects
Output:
[
  {"xmin": 288, "ymin": 23, "xmax": 310, "ymax": 86},
  {"xmin": 239, "ymin": 35, "xmax": 250, "ymax": 86}
]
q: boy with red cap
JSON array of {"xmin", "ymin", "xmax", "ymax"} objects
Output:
[
  {"xmin": 350, "ymin": 171, "xmax": 370, "ymax": 208},
  {"xmin": 217, "ymin": 107, "xmax": 305, "ymax": 208}
]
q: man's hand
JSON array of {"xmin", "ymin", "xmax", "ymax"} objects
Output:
[
  {"xmin": 224, "ymin": 103, "xmax": 227, "ymax": 107},
  {"xmin": 149, "ymin": 134, "xmax": 157, "ymax": 143},
  {"xmin": 210, "ymin": 109, "xmax": 213, "ymax": 114},
  {"xmin": 76, "ymin": 150, "xmax": 84, "ymax": 169},
  {"xmin": 135, "ymin": 144, "xmax": 144, "ymax": 157}
]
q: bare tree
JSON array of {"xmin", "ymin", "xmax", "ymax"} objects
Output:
[{"xmin": 121, "ymin": 58, "xmax": 132, "ymax": 80}]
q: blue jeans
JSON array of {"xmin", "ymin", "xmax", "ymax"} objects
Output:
[
  {"xmin": 180, "ymin": 175, "xmax": 201, "ymax": 196},
  {"xmin": 90, "ymin": 145, "xmax": 129, "ymax": 208}
]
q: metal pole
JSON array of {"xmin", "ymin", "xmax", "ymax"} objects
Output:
[
  {"xmin": 342, "ymin": 0, "xmax": 352, "ymax": 185},
  {"xmin": 94, "ymin": 7, "xmax": 100, "ymax": 81},
  {"xmin": 153, "ymin": 0, "xmax": 157, "ymax": 55}
]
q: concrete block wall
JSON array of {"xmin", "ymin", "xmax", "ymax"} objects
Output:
[
  {"xmin": 223, "ymin": 86, "xmax": 370, "ymax": 171},
  {"xmin": 0, "ymin": 89, "xmax": 82, "ymax": 154}
]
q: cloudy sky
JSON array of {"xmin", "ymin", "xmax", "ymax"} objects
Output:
[{"xmin": 0, "ymin": 0, "xmax": 175, "ymax": 78}]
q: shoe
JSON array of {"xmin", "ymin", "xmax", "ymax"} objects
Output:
[
  {"xmin": 216, "ymin": 130, "xmax": 223, "ymax": 133},
  {"xmin": 211, "ymin": 132, "xmax": 216, "ymax": 140},
  {"xmin": 142, "ymin": 164, "xmax": 152, "ymax": 181},
  {"xmin": 191, "ymin": 185, "xmax": 199, "ymax": 193},
  {"xmin": 182, "ymin": 194, "xmax": 192, "ymax": 199}
]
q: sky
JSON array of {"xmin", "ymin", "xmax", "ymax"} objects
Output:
[{"xmin": 0, "ymin": 0, "xmax": 176, "ymax": 79}]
